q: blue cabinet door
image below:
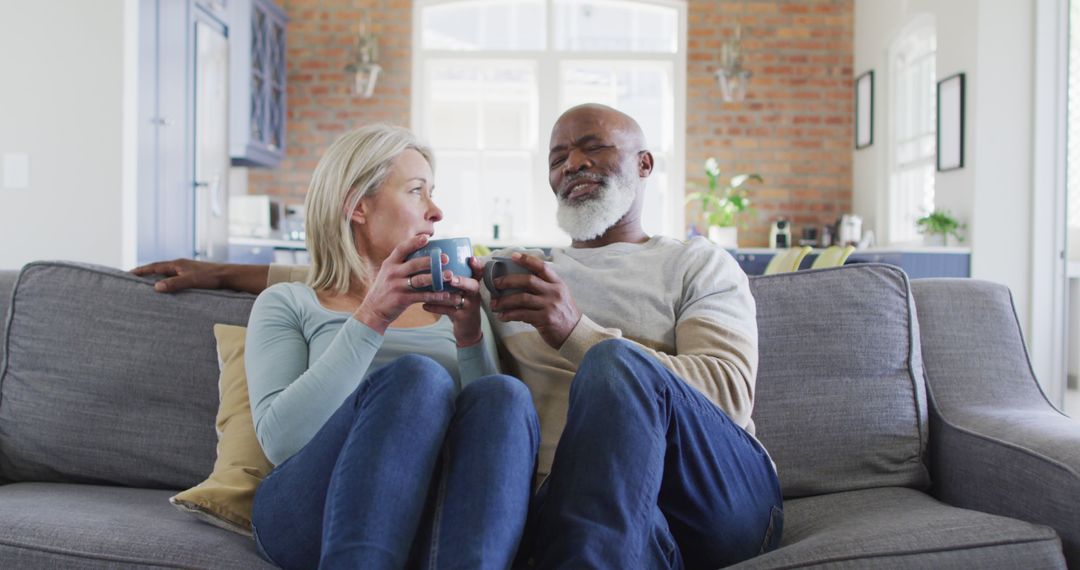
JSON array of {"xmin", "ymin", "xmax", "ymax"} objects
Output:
[{"xmin": 229, "ymin": 0, "xmax": 288, "ymax": 168}]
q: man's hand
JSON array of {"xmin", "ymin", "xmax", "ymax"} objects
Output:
[
  {"xmin": 130, "ymin": 259, "xmax": 270, "ymax": 294},
  {"xmin": 488, "ymin": 252, "xmax": 581, "ymax": 349}
]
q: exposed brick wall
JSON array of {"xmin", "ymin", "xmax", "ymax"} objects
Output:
[
  {"xmin": 686, "ymin": 0, "xmax": 854, "ymax": 246},
  {"xmin": 248, "ymin": 0, "xmax": 412, "ymax": 201},
  {"xmin": 251, "ymin": 0, "xmax": 854, "ymax": 248}
]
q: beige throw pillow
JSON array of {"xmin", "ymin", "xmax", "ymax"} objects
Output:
[{"xmin": 170, "ymin": 324, "xmax": 272, "ymax": 536}]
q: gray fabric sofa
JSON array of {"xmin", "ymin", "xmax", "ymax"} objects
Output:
[{"xmin": 0, "ymin": 260, "xmax": 1075, "ymax": 569}]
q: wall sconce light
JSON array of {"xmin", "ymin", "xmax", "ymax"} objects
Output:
[
  {"xmin": 716, "ymin": 25, "xmax": 752, "ymax": 103},
  {"xmin": 345, "ymin": 21, "xmax": 381, "ymax": 98}
]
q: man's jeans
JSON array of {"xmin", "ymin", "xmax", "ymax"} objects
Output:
[
  {"xmin": 251, "ymin": 354, "xmax": 540, "ymax": 570},
  {"xmin": 527, "ymin": 339, "xmax": 783, "ymax": 569}
]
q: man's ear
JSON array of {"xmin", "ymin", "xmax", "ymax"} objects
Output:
[{"xmin": 638, "ymin": 150, "xmax": 654, "ymax": 178}]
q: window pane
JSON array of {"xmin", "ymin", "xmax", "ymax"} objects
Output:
[
  {"xmin": 422, "ymin": 0, "xmax": 545, "ymax": 51},
  {"xmin": 890, "ymin": 22, "xmax": 936, "ymax": 245},
  {"xmin": 553, "ymin": 0, "xmax": 677, "ymax": 53},
  {"xmin": 642, "ymin": 153, "xmax": 669, "ymax": 236},
  {"xmin": 425, "ymin": 61, "xmax": 537, "ymax": 150},
  {"xmin": 434, "ymin": 151, "xmax": 481, "ymax": 238},
  {"xmin": 560, "ymin": 61, "xmax": 673, "ymax": 152},
  {"xmin": 482, "ymin": 152, "xmax": 533, "ymax": 240}
]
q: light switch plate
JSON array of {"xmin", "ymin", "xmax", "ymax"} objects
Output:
[{"xmin": 3, "ymin": 153, "xmax": 29, "ymax": 189}]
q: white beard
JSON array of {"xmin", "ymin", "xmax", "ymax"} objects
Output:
[{"xmin": 556, "ymin": 175, "xmax": 637, "ymax": 241}]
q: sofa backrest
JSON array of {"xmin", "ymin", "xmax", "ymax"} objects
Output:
[
  {"xmin": 0, "ymin": 261, "xmax": 256, "ymax": 490},
  {"xmin": 749, "ymin": 263, "xmax": 930, "ymax": 498},
  {"xmin": 0, "ymin": 261, "xmax": 931, "ymax": 498}
]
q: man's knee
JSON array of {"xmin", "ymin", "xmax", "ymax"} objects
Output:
[
  {"xmin": 580, "ymin": 338, "xmax": 642, "ymax": 370},
  {"xmin": 573, "ymin": 339, "xmax": 664, "ymax": 401}
]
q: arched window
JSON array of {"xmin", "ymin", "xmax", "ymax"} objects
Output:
[
  {"xmin": 413, "ymin": 0, "xmax": 686, "ymax": 245},
  {"xmin": 888, "ymin": 17, "xmax": 936, "ymax": 245}
]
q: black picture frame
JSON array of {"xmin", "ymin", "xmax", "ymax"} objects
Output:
[
  {"xmin": 936, "ymin": 73, "xmax": 965, "ymax": 171},
  {"xmin": 854, "ymin": 70, "xmax": 874, "ymax": 149}
]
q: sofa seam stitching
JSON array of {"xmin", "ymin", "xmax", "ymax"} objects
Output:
[
  {"xmin": 0, "ymin": 536, "xmax": 201, "ymax": 569},
  {"xmin": 766, "ymin": 535, "xmax": 1063, "ymax": 570}
]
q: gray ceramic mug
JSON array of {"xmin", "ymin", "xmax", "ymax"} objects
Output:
[{"xmin": 482, "ymin": 256, "xmax": 533, "ymax": 298}]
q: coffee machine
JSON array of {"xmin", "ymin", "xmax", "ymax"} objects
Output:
[{"xmin": 769, "ymin": 219, "xmax": 791, "ymax": 249}]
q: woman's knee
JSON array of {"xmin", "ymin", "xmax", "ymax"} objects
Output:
[
  {"xmin": 370, "ymin": 354, "xmax": 456, "ymax": 403},
  {"xmin": 460, "ymin": 375, "xmax": 534, "ymax": 412}
]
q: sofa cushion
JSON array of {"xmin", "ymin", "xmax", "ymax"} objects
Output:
[
  {"xmin": 0, "ymin": 261, "xmax": 255, "ymax": 489},
  {"xmin": 729, "ymin": 487, "xmax": 1065, "ymax": 569},
  {"xmin": 0, "ymin": 482, "xmax": 273, "ymax": 569},
  {"xmin": 749, "ymin": 264, "xmax": 929, "ymax": 498}
]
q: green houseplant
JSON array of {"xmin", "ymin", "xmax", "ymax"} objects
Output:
[
  {"xmin": 915, "ymin": 209, "xmax": 965, "ymax": 246},
  {"xmin": 685, "ymin": 157, "xmax": 762, "ymax": 247}
]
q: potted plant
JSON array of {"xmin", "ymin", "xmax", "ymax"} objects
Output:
[
  {"xmin": 915, "ymin": 209, "xmax": 965, "ymax": 246},
  {"xmin": 685, "ymin": 157, "xmax": 761, "ymax": 248}
]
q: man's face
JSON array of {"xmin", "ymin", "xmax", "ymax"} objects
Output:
[{"xmin": 548, "ymin": 109, "xmax": 641, "ymax": 240}]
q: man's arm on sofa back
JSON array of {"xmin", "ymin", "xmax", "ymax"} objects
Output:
[
  {"xmin": 912, "ymin": 278, "xmax": 1080, "ymax": 566},
  {"xmin": 130, "ymin": 259, "xmax": 271, "ymax": 294}
]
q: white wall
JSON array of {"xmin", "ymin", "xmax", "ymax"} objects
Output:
[
  {"xmin": 853, "ymin": 0, "xmax": 978, "ymax": 240},
  {"xmin": 854, "ymin": 0, "xmax": 1038, "ymax": 355},
  {"xmin": 0, "ymin": 0, "xmax": 135, "ymax": 270}
]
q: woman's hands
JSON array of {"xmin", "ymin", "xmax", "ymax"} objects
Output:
[
  {"xmin": 353, "ymin": 235, "xmax": 453, "ymax": 334},
  {"xmin": 423, "ymin": 256, "xmax": 486, "ymax": 348}
]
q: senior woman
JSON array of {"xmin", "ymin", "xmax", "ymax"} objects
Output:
[{"xmin": 245, "ymin": 125, "xmax": 538, "ymax": 569}]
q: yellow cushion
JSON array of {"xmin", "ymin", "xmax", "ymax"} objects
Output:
[{"xmin": 169, "ymin": 324, "xmax": 272, "ymax": 536}]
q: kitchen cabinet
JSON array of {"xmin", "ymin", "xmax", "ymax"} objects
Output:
[
  {"xmin": 136, "ymin": 0, "xmax": 231, "ymax": 263},
  {"xmin": 229, "ymin": 0, "xmax": 288, "ymax": 168},
  {"xmin": 732, "ymin": 248, "xmax": 971, "ymax": 278}
]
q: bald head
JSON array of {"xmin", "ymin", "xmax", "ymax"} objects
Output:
[{"xmin": 551, "ymin": 104, "xmax": 647, "ymax": 154}]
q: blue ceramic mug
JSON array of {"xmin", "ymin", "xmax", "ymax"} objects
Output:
[{"xmin": 406, "ymin": 237, "xmax": 473, "ymax": 292}]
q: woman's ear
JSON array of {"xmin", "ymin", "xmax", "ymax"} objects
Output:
[{"xmin": 349, "ymin": 198, "xmax": 369, "ymax": 224}]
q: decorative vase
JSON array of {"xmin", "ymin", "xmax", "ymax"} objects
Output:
[
  {"xmin": 708, "ymin": 225, "xmax": 739, "ymax": 248},
  {"xmin": 923, "ymin": 233, "xmax": 946, "ymax": 247}
]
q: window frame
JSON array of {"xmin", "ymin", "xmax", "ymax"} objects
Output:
[{"xmin": 411, "ymin": 0, "xmax": 687, "ymax": 246}]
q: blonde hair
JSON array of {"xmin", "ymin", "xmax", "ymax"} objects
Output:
[{"xmin": 304, "ymin": 125, "xmax": 435, "ymax": 293}]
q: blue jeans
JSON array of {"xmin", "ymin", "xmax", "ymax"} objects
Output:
[
  {"xmin": 251, "ymin": 354, "xmax": 540, "ymax": 570},
  {"xmin": 524, "ymin": 339, "xmax": 783, "ymax": 569}
]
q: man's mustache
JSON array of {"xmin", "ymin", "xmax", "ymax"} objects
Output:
[{"xmin": 559, "ymin": 172, "xmax": 606, "ymax": 199}]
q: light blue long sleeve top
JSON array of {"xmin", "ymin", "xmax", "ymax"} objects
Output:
[{"xmin": 245, "ymin": 282, "xmax": 500, "ymax": 465}]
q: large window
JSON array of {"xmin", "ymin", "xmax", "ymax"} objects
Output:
[
  {"xmin": 887, "ymin": 18, "xmax": 936, "ymax": 245},
  {"xmin": 413, "ymin": 0, "xmax": 686, "ymax": 246}
]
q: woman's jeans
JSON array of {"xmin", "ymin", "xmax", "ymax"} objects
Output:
[
  {"xmin": 525, "ymin": 339, "xmax": 784, "ymax": 569},
  {"xmin": 251, "ymin": 354, "xmax": 540, "ymax": 570}
]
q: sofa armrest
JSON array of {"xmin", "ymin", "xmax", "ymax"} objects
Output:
[
  {"xmin": 911, "ymin": 279, "xmax": 1080, "ymax": 566},
  {"xmin": 0, "ymin": 269, "xmax": 18, "ymax": 370}
]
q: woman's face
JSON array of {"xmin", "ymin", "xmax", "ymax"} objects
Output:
[{"xmin": 352, "ymin": 148, "xmax": 442, "ymax": 262}]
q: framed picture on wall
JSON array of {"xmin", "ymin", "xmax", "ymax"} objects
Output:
[
  {"xmin": 854, "ymin": 70, "xmax": 874, "ymax": 149},
  {"xmin": 937, "ymin": 73, "xmax": 965, "ymax": 171}
]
